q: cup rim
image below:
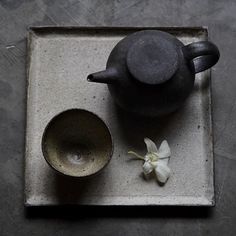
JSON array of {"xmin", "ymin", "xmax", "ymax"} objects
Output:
[{"xmin": 41, "ymin": 108, "xmax": 113, "ymax": 178}]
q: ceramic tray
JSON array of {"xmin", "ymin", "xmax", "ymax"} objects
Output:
[{"xmin": 25, "ymin": 27, "xmax": 214, "ymax": 206}]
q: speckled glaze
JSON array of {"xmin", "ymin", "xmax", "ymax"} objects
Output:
[
  {"xmin": 25, "ymin": 27, "xmax": 214, "ymax": 206},
  {"xmin": 42, "ymin": 109, "xmax": 113, "ymax": 178}
]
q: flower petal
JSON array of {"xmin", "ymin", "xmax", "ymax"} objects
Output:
[
  {"xmin": 128, "ymin": 151, "xmax": 145, "ymax": 160},
  {"xmin": 150, "ymin": 161, "xmax": 158, "ymax": 168},
  {"xmin": 144, "ymin": 138, "xmax": 158, "ymax": 153},
  {"xmin": 158, "ymin": 158, "xmax": 169, "ymax": 165},
  {"xmin": 143, "ymin": 161, "xmax": 154, "ymax": 175},
  {"xmin": 154, "ymin": 162, "xmax": 171, "ymax": 183},
  {"xmin": 157, "ymin": 140, "xmax": 171, "ymax": 158}
]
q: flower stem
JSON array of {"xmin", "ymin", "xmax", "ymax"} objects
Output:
[{"xmin": 128, "ymin": 151, "xmax": 145, "ymax": 160}]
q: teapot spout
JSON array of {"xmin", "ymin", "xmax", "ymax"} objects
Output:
[{"xmin": 87, "ymin": 68, "xmax": 118, "ymax": 84}]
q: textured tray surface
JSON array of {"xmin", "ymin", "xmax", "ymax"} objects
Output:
[{"xmin": 25, "ymin": 27, "xmax": 214, "ymax": 206}]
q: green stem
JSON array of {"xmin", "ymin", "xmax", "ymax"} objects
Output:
[{"xmin": 127, "ymin": 151, "xmax": 145, "ymax": 160}]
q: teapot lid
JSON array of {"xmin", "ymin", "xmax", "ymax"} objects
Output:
[{"xmin": 126, "ymin": 35, "xmax": 179, "ymax": 85}]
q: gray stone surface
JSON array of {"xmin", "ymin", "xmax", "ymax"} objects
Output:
[{"xmin": 0, "ymin": 0, "xmax": 235, "ymax": 235}]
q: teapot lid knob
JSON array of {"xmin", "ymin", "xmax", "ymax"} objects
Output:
[{"xmin": 126, "ymin": 37, "xmax": 179, "ymax": 85}]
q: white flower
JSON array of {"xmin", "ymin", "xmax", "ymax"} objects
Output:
[{"xmin": 128, "ymin": 138, "xmax": 171, "ymax": 184}]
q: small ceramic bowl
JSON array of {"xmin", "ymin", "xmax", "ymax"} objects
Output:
[{"xmin": 42, "ymin": 109, "xmax": 113, "ymax": 178}]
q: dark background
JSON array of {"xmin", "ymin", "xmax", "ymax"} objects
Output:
[{"xmin": 0, "ymin": 0, "xmax": 235, "ymax": 235}]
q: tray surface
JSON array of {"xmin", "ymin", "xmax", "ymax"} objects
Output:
[{"xmin": 25, "ymin": 27, "xmax": 214, "ymax": 206}]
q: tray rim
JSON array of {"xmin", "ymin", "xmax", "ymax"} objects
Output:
[
  {"xmin": 28, "ymin": 26, "xmax": 208, "ymax": 38},
  {"xmin": 25, "ymin": 26, "xmax": 214, "ymax": 207}
]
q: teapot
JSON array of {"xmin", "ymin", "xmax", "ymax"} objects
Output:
[{"xmin": 87, "ymin": 30, "xmax": 220, "ymax": 117}]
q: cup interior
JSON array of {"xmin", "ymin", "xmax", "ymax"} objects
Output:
[{"xmin": 42, "ymin": 109, "xmax": 113, "ymax": 177}]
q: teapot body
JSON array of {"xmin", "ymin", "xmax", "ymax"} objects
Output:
[
  {"xmin": 107, "ymin": 30, "xmax": 194, "ymax": 116},
  {"xmin": 88, "ymin": 30, "xmax": 219, "ymax": 117}
]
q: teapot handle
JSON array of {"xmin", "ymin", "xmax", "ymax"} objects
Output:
[{"xmin": 183, "ymin": 41, "xmax": 220, "ymax": 73}]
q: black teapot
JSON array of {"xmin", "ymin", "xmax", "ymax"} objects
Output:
[{"xmin": 87, "ymin": 30, "xmax": 219, "ymax": 117}]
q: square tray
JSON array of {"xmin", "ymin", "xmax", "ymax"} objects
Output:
[{"xmin": 25, "ymin": 27, "xmax": 214, "ymax": 206}]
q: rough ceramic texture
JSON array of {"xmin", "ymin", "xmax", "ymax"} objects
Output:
[
  {"xmin": 1, "ymin": 1, "xmax": 236, "ymax": 236},
  {"xmin": 25, "ymin": 27, "xmax": 213, "ymax": 206},
  {"xmin": 42, "ymin": 109, "xmax": 113, "ymax": 177},
  {"xmin": 88, "ymin": 30, "xmax": 219, "ymax": 117}
]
